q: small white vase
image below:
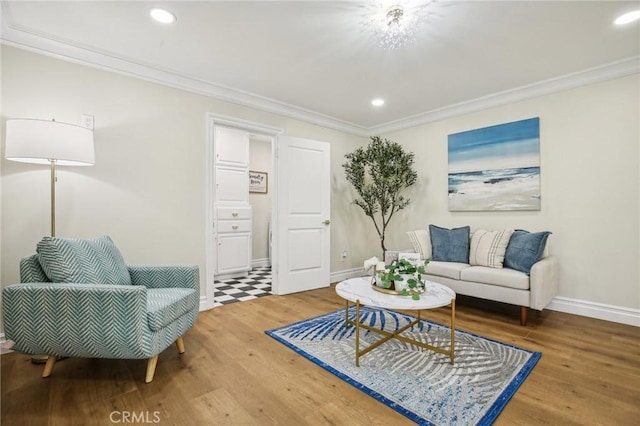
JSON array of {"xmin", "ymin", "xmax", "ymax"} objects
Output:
[
  {"xmin": 374, "ymin": 274, "xmax": 384, "ymax": 288},
  {"xmin": 374, "ymin": 268, "xmax": 388, "ymax": 288},
  {"xmin": 394, "ymin": 274, "xmax": 413, "ymax": 292}
]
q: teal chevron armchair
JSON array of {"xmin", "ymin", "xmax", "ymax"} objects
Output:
[{"xmin": 2, "ymin": 236, "xmax": 199, "ymax": 383}]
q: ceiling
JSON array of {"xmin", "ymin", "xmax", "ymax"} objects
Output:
[{"xmin": 1, "ymin": 1, "xmax": 639, "ymax": 135}]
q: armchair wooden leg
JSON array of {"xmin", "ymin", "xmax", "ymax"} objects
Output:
[
  {"xmin": 520, "ymin": 306, "xmax": 528, "ymax": 326},
  {"xmin": 175, "ymin": 336, "xmax": 185, "ymax": 354},
  {"xmin": 42, "ymin": 356, "xmax": 57, "ymax": 378},
  {"xmin": 145, "ymin": 355, "xmax": 159, "ymax": 383}
]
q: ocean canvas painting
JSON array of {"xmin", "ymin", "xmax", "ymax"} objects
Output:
[{"xmin": 448, "ymin": 117, "xmax": 540, "ymax": 211}]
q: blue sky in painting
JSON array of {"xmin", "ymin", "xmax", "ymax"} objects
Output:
[{"xmin": 448, "ymin": 117, "xmax": 540, "ymax": 173}]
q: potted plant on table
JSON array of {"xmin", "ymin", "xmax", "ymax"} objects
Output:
[{"xmin": 376, "ymin": 258, "xmax": 429, "ymax": 300}]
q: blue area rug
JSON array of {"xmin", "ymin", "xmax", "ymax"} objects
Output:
[{"xmin": 266, "ymin": 306, "xmax": 540, "ymax": 425}]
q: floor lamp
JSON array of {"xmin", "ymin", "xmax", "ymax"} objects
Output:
[
  {"xmin": 5, "ymin": 118, "xmax": 95, "ymax": 237},
  {"xmin": 5, "ymin": 118, "xmax": 94, "ymax": 364}
]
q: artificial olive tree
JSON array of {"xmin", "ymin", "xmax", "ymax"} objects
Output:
[{"xmin": 343, "ymin": 136, "xmax": 417, "ymax": 257}]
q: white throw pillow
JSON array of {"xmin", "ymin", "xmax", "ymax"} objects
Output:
[
  {"xmin": 406, "ymin": 229, "xmax": 431, "ymax": 259},
  {"xmin": 469, "ymin": 229, "xmax": 514, "ymax": 268}
]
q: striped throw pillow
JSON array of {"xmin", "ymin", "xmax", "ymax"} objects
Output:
[
  {"xmin": 36, "ymin": 235, "xmax": 132, "ymax": 285},
  {"xmin": 406, "ymin": 229, "xmax": 431, "ymax": 260},
  {"xmin": 469, "ymin": 229, "xmax": 514, "ymax": 268}
]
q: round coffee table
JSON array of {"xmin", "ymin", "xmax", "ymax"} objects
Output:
[{"xmin": 335, "ymin": 276, "xmax": 456, "ymax": 366}]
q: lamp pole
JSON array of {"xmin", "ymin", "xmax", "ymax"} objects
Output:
[{"xmin": 50, "ymin": 159, "xmax": 57, "ymax": 237}]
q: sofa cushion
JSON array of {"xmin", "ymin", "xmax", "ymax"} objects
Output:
[
  {"xmin": 429, "ymin": 225, "xmax": 470, "ymax": 263},
  {"xmin": 146, "ymin": 288, "xmax": 199, "ymax": 332},
  {"xmin": 425, "ymin": 261, "xmax": 470, "ymax": 280},
  {"xmin": 36, "ymin": 236, "xmax": 132, "ymax": 285},
  {"xmin": 460, "ymin": 266, "xmax": 530, "ymax": 290},
  {"xmin": 504, "ymin": 230, "xmax": 552, "ymax": 274},
  {"xmin": 469, "ymin": 229, "xmax": 514, "ymax": 268},
  {"xmin": 406, "ymin": 229, "xmax": 431, "ymax": 259}
]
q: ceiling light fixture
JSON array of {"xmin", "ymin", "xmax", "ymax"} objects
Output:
[
  {"xmin": 614, "ymin": 10, "xmax": 640, "ymax": 25},
  {"xmin": 371, "ymin": 98, "xmax": 385, "ymax": 106},
  {"xmin": 150, "ymin": 8, "xmax": 176, "ymax": 24},
  {"xmin": 370, "ymin": 1, "xmax": 430, "ymax": 50}
]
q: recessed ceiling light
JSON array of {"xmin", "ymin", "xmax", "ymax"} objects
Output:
[
  {"xmin": 614, "ymin": 10, "xmax": 640, "ymax": 25},
  {"xmin": 371, "ymin": 98, "xmax": 385, "ymax": 107},
  {"xmin": 150, "ymin": 8, "xmax": 176, "ymax": 24}
]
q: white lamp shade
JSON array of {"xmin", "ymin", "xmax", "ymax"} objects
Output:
[{"xmin": 5, "ymin": 118, "xmax": 95, "ymax": 166}]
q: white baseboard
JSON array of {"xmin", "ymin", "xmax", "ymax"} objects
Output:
[
  {"xmin": 252, "ymin": 258, "xmax": 271, "ymax": 268},
  {"xmin": 547, "ymin": 296, "xmax": 640, "ymax": 327},
  {"xmin": 200, "ymin": 295, "xmax": 214, "ymax": 312},
  {"xmin": 330, "ymin": 267, "xmax": 365, "ymax": 284}
]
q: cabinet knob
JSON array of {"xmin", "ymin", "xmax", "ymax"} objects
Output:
[
  {"xmin": 232, "ymin": 212, "xmax": 238, "ymax": 217},
  {"xmin": 322, "ymin": 219, "xmax": 331, "ymax": 225},
  {"xmin": 232, "ymin": 225, "xmax": 238, "ymax": 230}
]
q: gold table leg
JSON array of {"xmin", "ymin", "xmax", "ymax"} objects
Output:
[
  {"xmin": 344, "ymin": 300, "xmax": 349, "ymax": 325},
  {"xmin": 450, "ymin": 299, "xmax": 456, "ymax": 365},
  {"xmin": 355, "ymin": 300, "xmax": 361, "ymax": 367},
  {"xmin": 345, "ymin": 298, "xmax": 456, "ymax": 366}
]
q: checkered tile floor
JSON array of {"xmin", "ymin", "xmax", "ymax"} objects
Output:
[{"xmin": 213, "ymin": 266, "xmax": 272, "ymax": 307}]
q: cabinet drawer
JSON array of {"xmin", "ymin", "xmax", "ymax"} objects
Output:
[
  {"xmin": 217, "ymin": 207, "xmax": 251, "ymax": 220},
  {"xmin": 217, "ymin": 220, "xmax": 251, "ymax": 233}
]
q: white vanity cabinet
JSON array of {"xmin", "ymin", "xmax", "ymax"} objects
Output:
[
  {"xmin": 216, "ymin": 207, "xmax": 252, "ymax": 276},
  {"xmin": 214, "ymin": 126, "xmax": 252, "ymax": 277}
]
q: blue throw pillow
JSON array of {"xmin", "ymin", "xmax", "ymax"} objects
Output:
[
  {"xmin": 429, "ymin": 225, "xmax": 470, "ymax": 263},
  {"xmin": 504, "ymin": 230, "xmax": 551, "ymax": 274}
]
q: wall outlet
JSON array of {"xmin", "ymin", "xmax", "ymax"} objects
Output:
[
  {"xmin": 341, "ymin": 251, "xmax": 348, "ymax": 261},
  {"xmin": 81, "ymin": 114, "xmax": 94, "ymax": 130}
]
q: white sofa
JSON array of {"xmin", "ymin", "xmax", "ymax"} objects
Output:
[{"xmin": 404, "ymin": 229, "xmax": 559, "ymax": 325}]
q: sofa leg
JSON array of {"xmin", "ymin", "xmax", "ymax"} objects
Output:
[
  {"xmin": 175, "ymin": 336, "xmax": 185, "ymax": 354},
  {"xmin": 520, "ymin": 306, "xmax": 528, "ymax": 326},
  {"xmin": 42, "ymin": 356, "xmax": 57, "ymax": 378},
  {"xmin": 145, "ymin": 355, "xmax": 159, "ymax": 383}
]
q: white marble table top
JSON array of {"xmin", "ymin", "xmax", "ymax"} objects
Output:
[{"xmin": 335, "ymin": 276, "xmax": 456, "ymax": 311}]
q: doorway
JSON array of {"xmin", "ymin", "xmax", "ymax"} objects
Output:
[
  {"xmin": 204, "ymin": 113, "xmax": 282, "ymax": 310},
  {"xmin": 211, "ymin": 133, "xmax": 274, "ymax": 307},
  {"xmin": 205, "ymin": 114, "xmax": 332, "ymax": 310}
]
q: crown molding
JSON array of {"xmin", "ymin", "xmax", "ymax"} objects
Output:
[
  {"xmin": 369, "ymin": 56, "xmax": 640, "ymax": 135},
  {"xmin": 1, "ymin": 5, "xmax": 638, "ymax": 138},
  {"xmin": 0, "ymin": 9, "xmax": 369, "ymax": 137}
]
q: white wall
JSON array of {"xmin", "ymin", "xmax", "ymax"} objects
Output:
[
  {"xmin": 0, "ymin": 47, "xmax": 368, "ymax": 323},
  {"xmin": 249, "ymin": 138, "xmax": 272, "ymax": 263},
  {"xmin": 2, "ymin": 46, "xmax": 636, "ymax": 327},
  {"xmin": 382, "ymin": 74, "xmax": 639, "ymax": 311}
]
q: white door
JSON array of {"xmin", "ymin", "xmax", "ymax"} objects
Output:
[{"xmin": 273, "ymin": 136, "xmax": 331, "ymax": 295}]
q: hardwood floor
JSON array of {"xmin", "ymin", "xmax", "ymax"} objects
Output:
[{"xmin": 2, "ymin": 284, "xmax": 639, "ymax": 425}]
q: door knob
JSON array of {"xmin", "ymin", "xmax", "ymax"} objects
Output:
[{"xmin": 322, "ymin": 220, "xmax": 331, "ymax": 225}]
